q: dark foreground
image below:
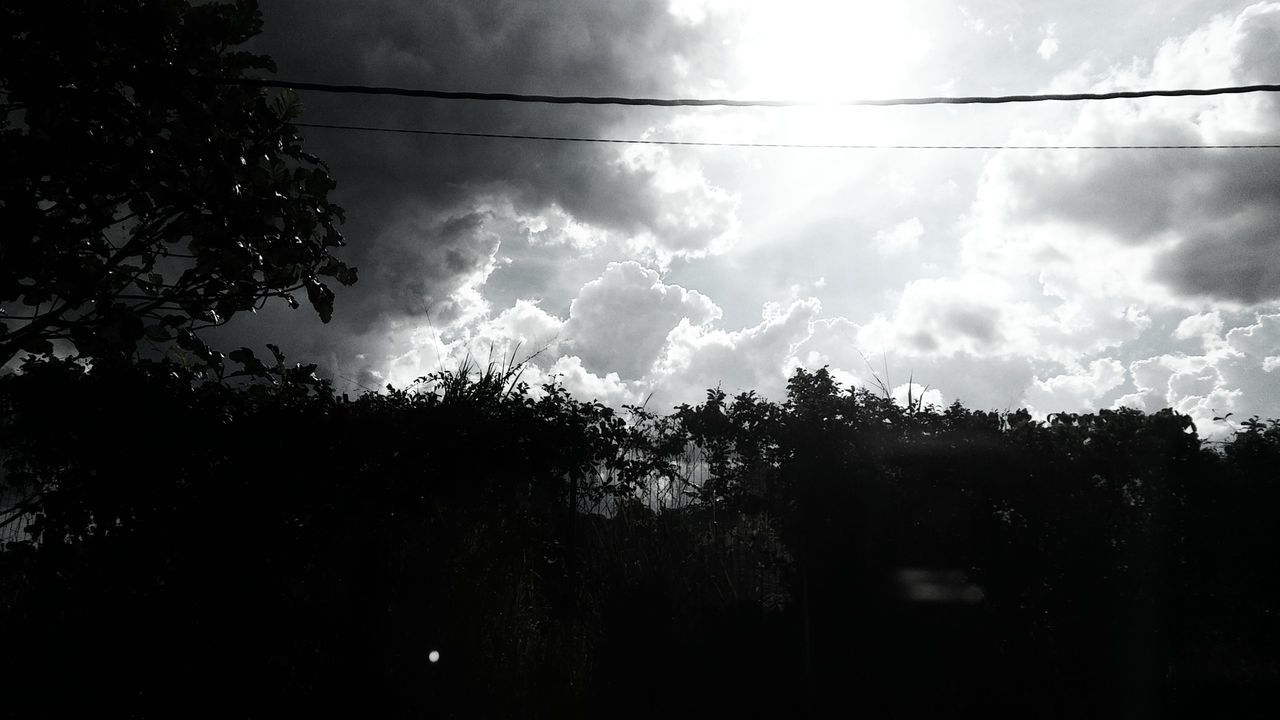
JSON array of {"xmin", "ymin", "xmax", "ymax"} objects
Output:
[{"xmin": 2, "ymin": 361, "xmax": 1277, "ymax": 717}]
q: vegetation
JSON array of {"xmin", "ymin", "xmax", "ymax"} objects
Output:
[
  {"xmin": 0, "ymin": 0, "xmax": 355, "ymax": 368},
  {"xmin": 2, "ymin": 358, "xmax": 1278, "ymax": 717}
]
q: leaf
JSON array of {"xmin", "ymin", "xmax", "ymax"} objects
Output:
[
  {"xmin": 265, "ymin": 343, "xmax": 285, "ymax": 366},
  {"xmin": 270, "ymin": 89, "xmax": 303, "ymax": 121},
  {"xmin": 285, "ymin": 363, "xmax": 320, "ymax": 385},
  {"xmin": 129, "ymin": 194, "xmax": 154, "ymax": 215},
  {"xmin": 323, "ymin": 226, "xmax": 346, "ymax": 248},
  {"xmin": 174, "ymin": 331, "xmax": 222, "ymax": 374},
  {"xmin": 228, "ymin": 347, "xmax": 269, "ymax": 377},
  {"xmin": 144, "ymin": 324, "xmax": 172, "ymax": 342},
  {"xmin": 227, "ymin": 347, "xmax": 256, "ymax": 365},
  {"xmin": 305, "ymin": 278, "xmax": 334, "ymax": 323},
  {"xmin": 175, "ymin": 330, "xmax": 201, "ymax": 352},
  {"xmin": 18, "ymin": 337, "xmax": 54, "ymax": 355},
  {"xmin": 338, "ymin": 263, "xmax": 357, "ymax": 286}
]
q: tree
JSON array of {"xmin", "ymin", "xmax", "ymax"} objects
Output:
[{"xmin": 0, "ymin": 0, "xmax": 356, "ymax": 369}]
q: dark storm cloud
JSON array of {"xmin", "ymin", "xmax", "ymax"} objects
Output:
[
  {"xmin": 252, "ymin": 0, "xmax": 728, "ymax": 241},
  {"xmin": 373, "ymin": 211, "xmax": 500, "ymax": 322},
  {"xmin": 222, "ymin": 0, "xmax": 734, "ymax": 367},
  {"xmin": 997, "ymin": 138, "xmax": 1280, "ymax": 304},
  {"xmin": 1157, "ymin": 207, "xmax": 1280, "ymax": 304}
]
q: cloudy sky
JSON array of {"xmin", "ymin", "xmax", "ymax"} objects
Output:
[{"xmin": 221, "ymin": 0, "xmax": 1280, "ymax": 436}]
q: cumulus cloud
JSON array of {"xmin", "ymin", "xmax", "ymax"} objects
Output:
[
  {"xmin": 545, "ymin": 355, "xmax": 638, "ymax": 406},
  {"xmin": 1173, "ymin": 310, "xmax": 1227, "ymax": 351},
  {"xmin": 650, "ymin": 298, "xmax": 823, "ymax": 406},
  {"xmin": 967, "ymin": 2, "xmax": 1280, "ymax": 308},
  {"xmin": 839, "ymin": 2, "xmax": 1280, "ymax": 426},
  {"xmin": 855, "ymin": 276, "xmax": 1026, "ymax": 357},
  {"xmin": 615, "ymin": 147, "xmax": 742, "ymax": 263},
  {"xmin": 563, "ymin": 262, "xmax": 721, "ymax": 380},
  {"xmin": 205, "ymin": 0, "xmax": 1280, "ymax": 430},
  {"xmin": 1023, "ymin": 358, "xmax": 1127, "ymax": 415},
  {"xmin": 218, "ymin": 0, "xmax": 740, "ymax": 376},
  {"xmin": 357, "ymin": 260, "xmax": 726, "ymax": 392},
  {"xmin": 374, "ymin": 290, "xmax": 828, "ymax": 409},
  {"xmin": 1116, "ymin": 312, "xmax": 1280, "ymax": 435},
  {"xmin": 487, "ymin": 300, "xmax": 564, "ymax": 347},
  {"xmin": 1226, "ymin": 311, "xmax": 1280, "ymax": 363}
]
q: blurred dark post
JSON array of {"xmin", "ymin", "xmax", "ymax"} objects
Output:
[
  {"xmin": 567, "ymin": 469, "xmax": 578, "ymax": 618},
  {"xmin": 801, "ymin": 540, "xmax": 814, "ymax": 719}
]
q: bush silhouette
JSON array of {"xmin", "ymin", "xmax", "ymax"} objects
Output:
[{"xmin": 3, "ymin": 360, "xmax": 1279, "ymax": 717}]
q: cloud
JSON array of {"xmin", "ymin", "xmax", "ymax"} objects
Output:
[
  {"xmin": 892, "ymin": 382, "xmax": 946, "ymax": 411},
  {"xmin": 615, "ymin": 147, "xmax": 742, "ymax": 263},
  {"xmin": 367, "ymin": 211, "xmax": 502, "ymax": 327},
  {"xmin": 1173, "ymin": 310, "xmax": 1226, "ymax": 351},
  {"xmin": 965, "ymin": 2, "xmax": 1280, "ymax": 308},
  {"xmin": 855, "ymin": 276, "xmax": 1024, "ymax": 357},
  {"xmin": 1037, "ymin": 24, "xmax": 1060, "ymax": 60},
  {"xmin": 545, "ymin": 355, "xmax": 638, "ymax": 406},
  {"xmin": 225, "ymin": 0, "xmax": 740, "ymax": 372},
  {"xmin": 562, "ymin": 261, "xmax": 721, "ymax": 380},
  {"xmin": 874, "ymin": 218, "xmax": 924, "ymax": 254},
  {"xmin": 1116, "ymin": 311, "xmax": 1280, "ymax": 436},
  {"xmin": 207, "ymin": 0, "xmax": 1280, "ymax": 431},
  {"xmin": 386, "ymin": 289, "xmax": 827, "ymax": 410},
  {"xmin": 1023, "ymin": 358, "xmax": 1127, "ymax": 415},
  {"xmin": 1226, "ymin": 311, "xmax": 1280, "ymax": 362},
  {"xmin": 487, "ymin": 299, "xmax": 565, "ymax": 347},
  {"xmin": 650, "ymin": 298, "xmax": 822, "ymax": 406}
]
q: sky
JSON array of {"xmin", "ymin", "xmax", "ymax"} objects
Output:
[{"xmin": 219, "ymin": 0, "xmax": 1280, "ymax": 437}]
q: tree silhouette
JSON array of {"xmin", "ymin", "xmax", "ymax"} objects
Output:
[
  {"xmin": 2, "ymin": 357, "xmax": 1279, "ymax": 717},
  {"xmin": 0, "ymin": 0, "xmax": 355, "ymax": 368}
]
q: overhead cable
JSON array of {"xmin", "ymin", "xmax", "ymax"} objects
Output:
[
  {"xmin": 212, "ymin": 77, "xmax": 1280, "ymax": 107},
  {"xmin": 293, "ymin": 122, "xmax": 1280, "ymax": 150}
]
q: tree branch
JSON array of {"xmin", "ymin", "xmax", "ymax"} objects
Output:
[{"xmin": 0, "ymin": 492, "xmax": 42, "ymax": 530}]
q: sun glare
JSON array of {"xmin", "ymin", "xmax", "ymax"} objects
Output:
[
  {"xmin": 735, "ymin": 1, "xmax": 930, "ymax": 101},
  {"xmin": 724, "ymin": 1, "xmax": 933, "ymax": 145}
]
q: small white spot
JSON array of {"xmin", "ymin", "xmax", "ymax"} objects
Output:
[
  {"xmin": 428, "ymin": 650, "xmax": 440, "ymax": 663},
  {"xmin": 1037, "ymin": 36, "xmax": 1060, "ymax": 60}
]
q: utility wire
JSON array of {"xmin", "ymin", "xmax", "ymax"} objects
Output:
[
  {"xmin": 213, "ymin": 77, "xmax": 1280, "ymax": 107},
  {"xmin": 293, "ymin": 122, "xmax": 1280, "ymax": 150}
]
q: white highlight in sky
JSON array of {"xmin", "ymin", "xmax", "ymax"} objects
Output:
[
  {"xmin": 1037, "ymin": 36, "xmax": 1060, "ymax": 59},
  {"xmin": 1037, "ymin": 22, "xmax": 1060, "ymax": 60},
  {"xmin": 428, "ymin": 650, "xmax": 440, "ymax": 663},
  {"xmin": 734, "ymin": 1, "xmax": 932, "ymax": 100},
  {"xmin": 874, "ymin": 218, "xmax": 924, "ymax": 255}
]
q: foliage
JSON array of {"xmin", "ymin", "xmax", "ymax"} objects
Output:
[
  {"xmin": 1, "ymin": 359, "xmax": 1278, "ymax": 717},
  {"xmin": 0, "ymin": 0, "xmax": 355, "ymax": 368}
]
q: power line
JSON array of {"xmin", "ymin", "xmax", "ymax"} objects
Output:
[
  {"xmin": 214, "ymin": 77, "xmax": 1280, "ymax": 107},
  {"xmin": 293, "ymin": 122, "xmax": 1280, "ymax": 150}
]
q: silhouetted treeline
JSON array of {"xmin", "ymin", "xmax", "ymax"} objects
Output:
[{"xmin": 1, "ymin": 358, "xmax": 1278, "ymax": 718}]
